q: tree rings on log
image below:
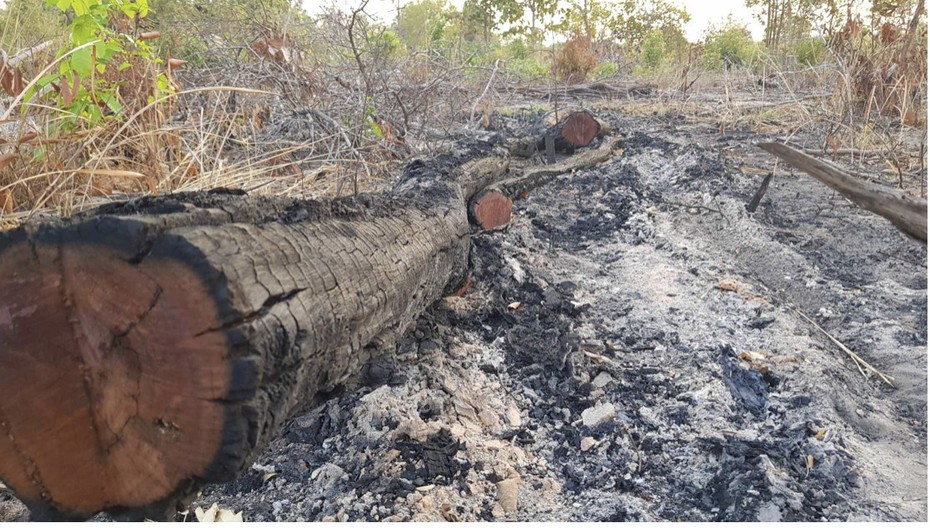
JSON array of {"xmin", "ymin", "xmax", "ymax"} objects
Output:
[
  {"xmin": 507, "ymin": 110, "xmax": 603, "ymax": 158},
  {"xmin": 548, "ymin": 110, "xmax": 600, "ymax": 149},
  {"xmin": 469, "ymin": 190, "xmax": 513, "ymax": 230},
  {"xmin": 0, "ymin": 233, "xmax": 229, "ymax": 519}
]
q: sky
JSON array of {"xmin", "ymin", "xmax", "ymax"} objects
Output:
[{"xmin": 301, "ymin": 0, "xmax": 767, "ymax": 42}]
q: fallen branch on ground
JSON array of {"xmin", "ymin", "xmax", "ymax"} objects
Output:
[
  {"xmin": 515, "ymin": 82, "xmax": 654, "ymax": 100},
  {"xmin": 758, "ymin": 142, "xmax": 927, "ymax": 244},
  {"xmin": 746, "ymin": 173, "xmax": 773, "ymax": 213}
]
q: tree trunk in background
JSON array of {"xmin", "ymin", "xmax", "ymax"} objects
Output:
[{"xmin": 0, "ymin": 139, "xmax": 509, "ymax": 520}]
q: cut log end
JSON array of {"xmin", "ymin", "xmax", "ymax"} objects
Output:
[
  {"xmin": 0, "ymin": 238, "xmax": 230, "ymax": 518},
  {"xmin": 470, "ymin": 191, "xmax": 513, "ymax": 230},
  {"xmin": 560, "ymin": 111, "xmax": 600, "ymax": 148},
  {"xmin": 508, "ymin": 110, "xmax": 603, "ymax": 158}
]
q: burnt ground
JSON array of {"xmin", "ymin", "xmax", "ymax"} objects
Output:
[{"xmin": 1, "ymin": 101, "xmax": 926, "ymax": 522}]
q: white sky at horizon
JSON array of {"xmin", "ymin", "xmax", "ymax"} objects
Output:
[{"xmin": 300, "ymin": 0, "xmax": 767, "ymax": 42}]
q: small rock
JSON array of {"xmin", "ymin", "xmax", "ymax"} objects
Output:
[
  {"xmin": 505, "ymin": 404, "xmax": 522, "ymax": 427},
  {"xmin": 478, "ymin": 409, "xmax": 501, "ymax": 429},
  {"xmin": 591, "ymin": 372, "xmax": 614, "ymax": 388},
  {"xmin": 272, "ymin": 500, "xmax": 288, "ymax": 516},
  {"xmin": 581, "ymin": 402, "xmax": 617, "ymax": 428},
  {"xmin": 757, "ymin": 502, "xmax": 783, "ymax": 522},
  {"xmin": 251, "ymin": 462, "xmax": 276, "ymax": 473},
  {"xmin": 406, "ymin": 492, "xmax": 423, "ymax": 506},
  {"xmin": 311, "ymin": 463, "xmax": 346, "ymax": 493},
  {"xmin": 496, "ymin": 478, "xmax": 520, "ymax": 513},
  {"xmin": 417, "ymin": 496, "xmax": 435, "ymax": 512},
  {"xmin": 580, "ymin": 436, "xmax": 597, "ymax": 452},
  {"xmin": 847, "ymin": 472, "xmax": 863, "ymax": 488}
]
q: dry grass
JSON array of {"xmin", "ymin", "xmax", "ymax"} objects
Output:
[{"xmin": 0, "ymin": 7, "xmax": 493, "ymax": 229}]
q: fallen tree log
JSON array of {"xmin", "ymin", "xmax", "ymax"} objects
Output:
[
  {"xmin": 470, "ymin": 139, "xmax": 619, "ymax": 230},
  {"xmin": 515, "ymin": 82, "xmax": 654, "ymax": 100},
  {"xmin": 0, "ymin": 139, "xmax": 511, "ymax": 520},
  {"xmin": 507, "ymin": 109, "xmax": 609, "ymax": 158},
  {"xmin": 759, "ymin": 142, "xmax": 927, "ymax": 244}
]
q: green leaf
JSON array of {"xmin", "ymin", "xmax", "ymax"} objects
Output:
[
  {"xmin": 22, "ymin": 74, "xmax": 58, "ymax": 103},
  {"xmin": 367, "ymin": 120, "xmax": 382, "ymax": 139},
  {"xmin": 71, "ymin": 15, "xmax": 97, "ymax": 45},
  {"xmin": 101, "ymin": 91, "xmax": 123, "ymax": 114},
  {"xmin": 87, "ymin": 104, "xmax": 102, "ymax": 122},
  {"xmin": 156, "ymin": 73, "xmax": 170, "ymax": 92},
  {"xmin": 36, "ymin": 73, "xmax": 58, "ymax": 89},
  {"xmin": 95, "ymin": 41, "xmax": 119, "ymax": 64},
  {"xmin": 120, "ymin": 0, "xmax": 149, "ymax": 18},
  {"xmin": 70, "ymin": 46, "xmax": 94, "ymax": 77},
  {"xmin": 71, "ymin": 0, "xmax": 92, "ymax": 17}
]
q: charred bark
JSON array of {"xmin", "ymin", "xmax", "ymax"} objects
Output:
[{"xmin": 0, "ymin": 139, "xmax": 510, "ymax": 520}]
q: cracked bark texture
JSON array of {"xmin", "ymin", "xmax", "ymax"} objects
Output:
[{"xmin": 0, "ymin": 137, "xmax": 509, "ymax": 519}]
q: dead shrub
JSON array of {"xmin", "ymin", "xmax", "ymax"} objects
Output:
[
  {"xmin": 556, "ymin": 31, "xmax": 598, "ymax": 84},
  {"xmin": 828, "ymin": 2, "xmax": 927, "ymax": 124}
]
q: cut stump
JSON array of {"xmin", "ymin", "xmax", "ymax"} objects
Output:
[{"xmin": 470, "ymin": 139, "xmax": 619, "ymax": 230}]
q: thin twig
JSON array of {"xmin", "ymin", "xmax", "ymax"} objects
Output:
[
  {"xmin": 793, "ymin": 307, "xmax": 895, "ymax": 387},
  {"xmin": 469, "ymin": 59, "xmax": 499, "ymax": 128}
]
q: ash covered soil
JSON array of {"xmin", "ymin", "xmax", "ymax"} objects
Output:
[{"xmin": 3, "ymin": 104, "xmax": 925, "ymax": 522}]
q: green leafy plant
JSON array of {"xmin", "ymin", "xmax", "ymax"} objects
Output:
[
  {"xmin": 368, "ymin": 27, "xmax": 402, "ymax": 59},
  {"xmin": 592, "ymin": 60, "xmax": 619, "ymax": 78},
  {"xmin": 635, "ymin": 29, "xmax": 667, "ymax": 74},
  {"xmin": 701, "ymin": 23, "xmax": 760, "ymax": 71},
  {"xmin": 24, "ymin": 0, "xmax": 171, "ymax": 127},
  {"xmin": 794, "ymin": 37, "xmax": 826, "ymax": 67},
  {"xmin": 363, "ymin": 97, "xmax": 382, "ymax": 140}
]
